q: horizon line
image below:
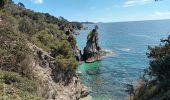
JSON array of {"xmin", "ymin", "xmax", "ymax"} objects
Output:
[{"xmin": 79, "ymin": 18, "xmax": 170, "ymax": 24}]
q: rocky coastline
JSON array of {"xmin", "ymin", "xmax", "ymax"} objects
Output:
[
  {"xmin": 28, "ymin": 43, "xmax": 89, "ymax": 100},
  {"xmin": 0, "ymin": 0, "xmax": 89, "ymax": 99},
  {"xmin": 0, "ymin": 0, "xmax": 110, "ymax": 99}
]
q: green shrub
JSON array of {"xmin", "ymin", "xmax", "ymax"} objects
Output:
[
  {"xmin": 0, "ymin": 26, "xmax": 31, "ymax": 75},
  {"xmin": 67, "ymin": 34, "xmax": 77, "ymax": 48},
  {"xmin": 0, "ymin": 70, "xmax": 41, "ymax": 100},
  {"xmin": 146, "ymin": 36, "xmax": 170, "ymax": 82},
  {"xmin": 33, "ymin": 29, "xmax": 78, "ymax": 70},
  {"xmin": 56, "ymin": 55, "xmax": 78, "ymax": 70},
  {"xmin": 0, "ymin": 0, "xmax": 5, "ymax": 8},
  {"xmin": 0, "ymin": 0, "xmax": 80, "ymax": 87},
  {"xmin": 18, "ymin": 19, "xmax": 35, "ymax": 36},
  {"xmin": 135, "ymin": 35, "xmax": 170, "ymax": 100},
  {"xmin": 33, "ymin": 30, "xmax": 72, "ymax": 56}
]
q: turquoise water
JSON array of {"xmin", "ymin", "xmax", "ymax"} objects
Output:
[{"xmin": 76, "ymin": 20, "xmax": 170, "ymax": 100}]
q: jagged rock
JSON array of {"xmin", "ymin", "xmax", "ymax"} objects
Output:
[
  {"xmin": 28, "ymin": 43, "xmax": 89, "ymax": 100},
  {"xmin": 73, "ymin": 44, "xmax": 82, "ymax": 61},
  {"xmin": 83, "ymin": 28, "xmax": 101, "ymax": 62},
  {"xmin": 66, "ymin": 30, "xmax": 83, "ymax": 61}
]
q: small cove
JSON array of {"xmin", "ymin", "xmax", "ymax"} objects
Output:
[{"xmin": 76, "ymin": 20, "xmax": 170, "ymax": 100}]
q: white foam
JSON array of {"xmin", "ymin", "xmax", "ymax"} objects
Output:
[
  {"xmin": 130, "ymin": 34, "xmax": 152, "ymax": 39},
  {"xmin": 119, "ymin": 48, "xmax": 131, "ymax": 52},
  {"xmin": 101, "ymin": 49, "xmax": 117, "ymax": 57}
]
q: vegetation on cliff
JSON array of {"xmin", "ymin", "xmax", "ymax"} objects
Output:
[
  {"xmin": 32, "ymin": 29, "xmax": 78, "ymax": 70},
  {"xmin": 133, "ymin": 35, "xmax": 170, "ymax": 100},
  {"xmin": 0, "ymin": 0, "xmax": 86, "ymax": 99},
  {"xmin": 0, "ymin": 70, "xmax": 41, "ymax": 99},
  {"xmin": 0, "ymin": 0, "xmax": 82, "ymax": 74}
]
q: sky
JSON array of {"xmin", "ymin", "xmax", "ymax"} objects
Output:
[{"xmin": 13, "ymin": 0, "xmax": 170, "ymax": 22}]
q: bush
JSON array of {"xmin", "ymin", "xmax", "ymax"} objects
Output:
[
  {"xmin": 149, "ymin": 54, "xmax": 170, "ymax": 81},
  {"xmin": 1, "ymin": 0, "xmax": 79, "ymax": 88},
  {"xmin": 146, "ymin": 35, "xmax": 170, "ymax": 81},
  {"xmin": 134, "ymin": 35, "xmax": 170, "ymax": 100},
  {"xmin": 0, "ymin": 70, "xmax": 41, "ymax": 100},
  {"xmin": 67, "ymin": 34, "xmax": 77, "ymax": 48},
  {"xmin": 56, "ymin": 55, "xmax": 78, "ymax": 70},
  {"xmin": 0, "ymin": 26, "xmax": 31, "ymax": 75},
  {"xmin": 33, "ymin": 29, "xmax": 78, "ymax": 70},
  {"xmin": 18, "ymin": 19, "xmax": 35, "ymax": 36},
  {"xmin": 0, "ymin": 0, "xmax": 5, "ymax": 8}
]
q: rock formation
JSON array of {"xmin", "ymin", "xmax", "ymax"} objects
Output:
[
  {"xmin": 65, "ymin": 29, "xmax": 83, "ymax": 61},
  {"xmin": 28, "ymin": 43, "xmax": 88, "ymax": 100},
  {"xmin": 83, "ymin": 27, "xmax": 101, "ymax": 62}
]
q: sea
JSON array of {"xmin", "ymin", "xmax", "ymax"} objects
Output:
[{"xmin": 75, "ymin": 19, "xmax": 170, "ymax": 100}]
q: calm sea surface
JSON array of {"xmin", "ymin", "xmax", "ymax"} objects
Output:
[{"xmin": 76, "ymin": 20, "xmax": 170, "ymax": 100}]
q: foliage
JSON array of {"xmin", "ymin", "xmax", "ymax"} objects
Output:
[
  {"xmin": 18, "ymin": 19, "xmax": 35, "ymax": 36},
  {"xmin": 0, "ymin": 0, "xmax": 5, "ymax": 8},
  {"xmin": 0, "ymin": 70, "xmax": 41, "ymax": 100},
  {"xmin": 146, "ymin": 36, "xmax": 170, "ymax": 81},
  {"xmin": 0, "ymin": 0, "xmax": 80, "ymax": 95},
  {"xmin": 0, "ymin": 25, "xmax": 31, "ymax": 73},
  {"xmin": 67, "ymin": 33, "xmax": 77, "ymax": 48},
  {"xmin": 0, "ymin": 13, "xmax": 37, "ymax": 80},
  {"xmin": 56, "ymin": 55, "xmax": 78, "ymax": 70},
  {"xmin": 70, "ymin": 22, "xmax": 83, "ymax": 30},
  {"xmin": 0, "ymin": 0, "xmax": 79, "ymax": 70},
  {"xmin": 134, "ymin": 35, "xmax": 170, "ymax": 100},
  {"xmin": 149, "ymin": 55, "xmax": 170, "ymax": 81},
  {"xmin": 18, "ymin": 2, "xmax": 25, "ymax": 8},
  {"xmin": 33, "ymin": 29, "xmax": 78, "ymax": 70}
]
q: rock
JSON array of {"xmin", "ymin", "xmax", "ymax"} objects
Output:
[
  {"xmin": 83, "ymin": 27, "xmax": 101, "ymax": 62},
  {"xmin": 28, "ymin": 43, "xmax": 89, "ymax": 100},
  {"xmin": 79, "ymin": 95, "xmax": 93, "ymax": 100},
  {"xmin": 66, "ymin": 30, "xmax": 83, "ymax": 61},
  {"xmin": 86, "ymin": 70, "xmax": 98, "ymax": 75},
  {"xmin": 80, "ymin": 87, "xmax": 89, "ymax": 98},
  {"xmin": 73, "ymin": 44, "xmax": 82, "ymax": 61}
]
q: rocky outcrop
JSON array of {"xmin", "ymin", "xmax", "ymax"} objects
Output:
[
  {"xmin": 28, "ymin": 43, "xmax": 88, "ymax": 100},
  {"xmin": 83, "ymin": 28, "xmax": 101, "ymax": 62},
  {"xmin": 82, "ymin": 26, "xmax": 111, "ymax": 63},
  {"xmin": 73, "ymin": 44, "xmax": 82, "ymax": 61},
  {"xmin": 66, "ymin": 30, "xmax": 83, "ymax": 61}
]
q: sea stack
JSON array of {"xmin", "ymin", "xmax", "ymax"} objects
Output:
[{"xmin": 83, "ymin": 25, "xmax": 101, "ymax": 62}]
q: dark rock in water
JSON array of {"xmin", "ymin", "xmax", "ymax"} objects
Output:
[
  {"xmin": 86, "ymin": 70, "xmax": 98, "ymax": 75},
  {"xmin": 83, "ymin": 26, "xmax": 101, "ymax": 62}
]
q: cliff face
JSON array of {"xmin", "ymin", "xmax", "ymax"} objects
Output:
[
  {"xmin": 0, "ymin": 0, "xmax": 88, "ymax": 99},
  {"xmin": 83, "ymin": 29, "xmax": 101, "ymax": 62},
  {"xmin": 28, "ymin": 43, "xmax": 88, "ymax": 100},
  {"xmin": 66, "ymin": 30, "xmax": 83, "ymax": 61}
]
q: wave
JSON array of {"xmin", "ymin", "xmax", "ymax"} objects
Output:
[
  {"xmin": 118, "ymin": 48, "xmax": 131, "ymax": 52},
  {"xmin": 130, "ymin": 34, "xmax": 152, "ymax": 39},
  {"xmin": 101, "ymin": 49, "xmax": 117, "ymax": 57}
]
